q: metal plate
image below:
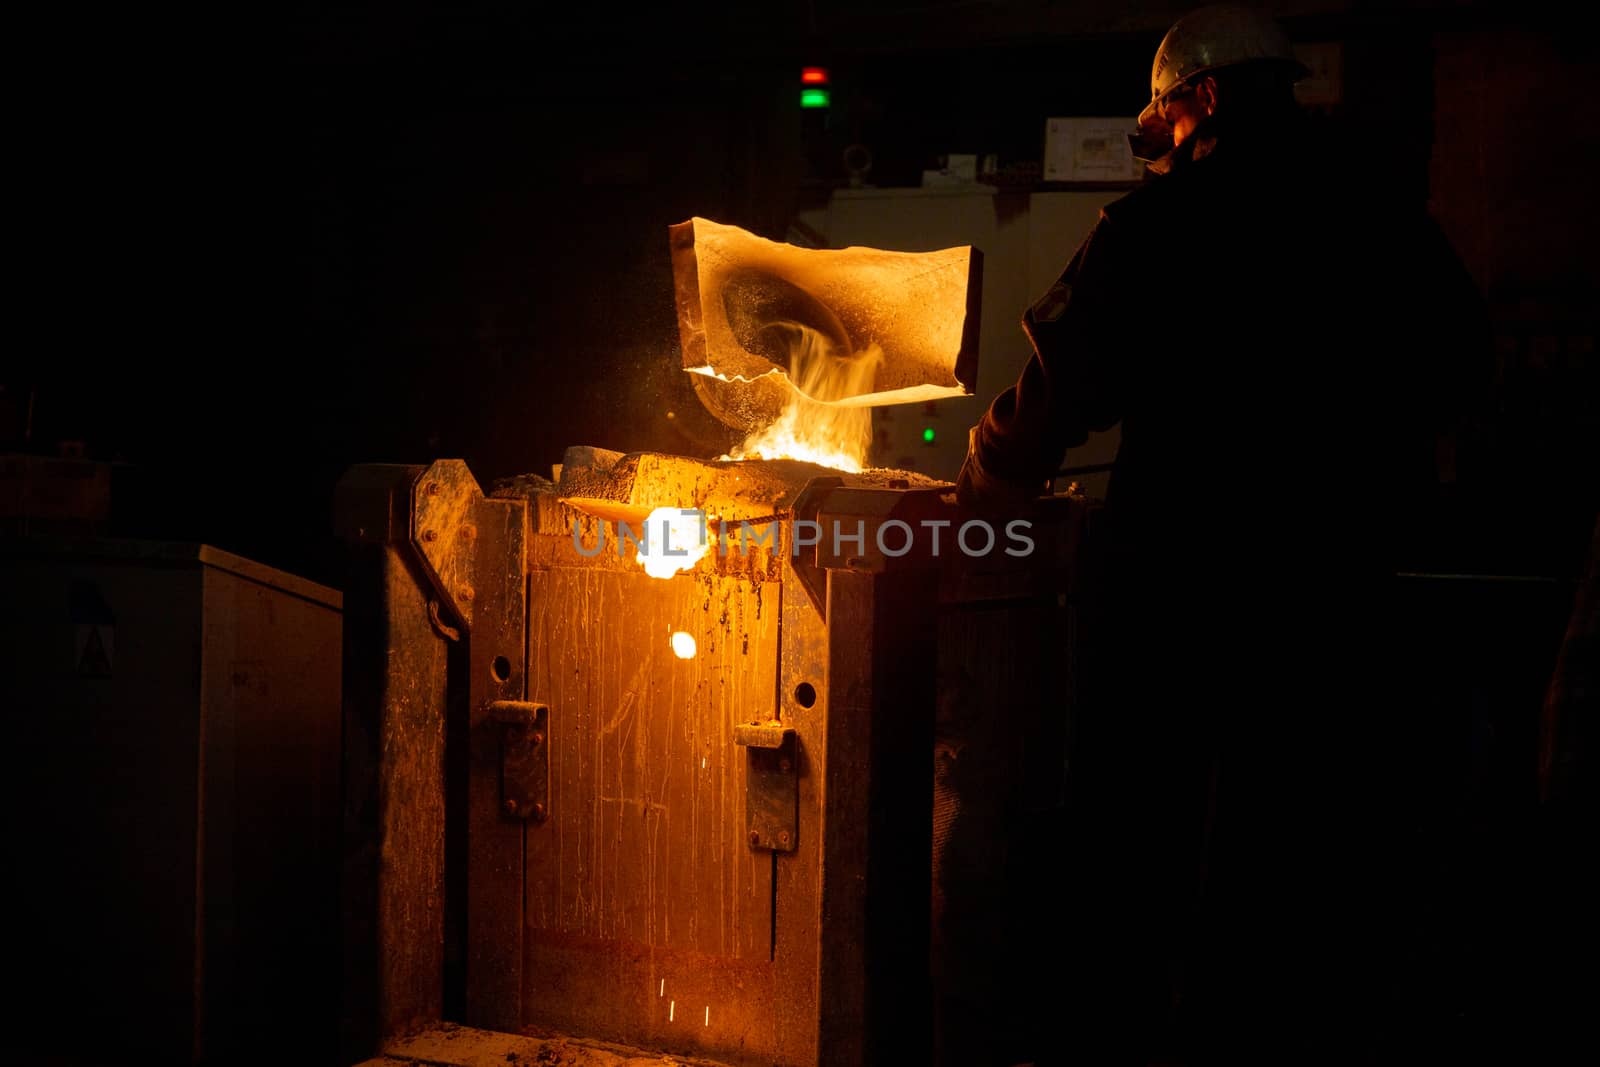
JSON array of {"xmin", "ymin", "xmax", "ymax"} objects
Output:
[
  {"xmin": 496, "ymin": 702, "xmax": 550, "ymax": 821},
  {"xmin": 412, "ymin": 459, "xmax": 481, "ymax": 630},
  {"xmin": 737, "ymin": 723, "xmax": 797, "ymax": 851}
]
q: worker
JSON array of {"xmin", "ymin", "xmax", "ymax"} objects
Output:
[{"xmin": 958, "ymin": 4, "xmax": 1487, "ymax": 1063}]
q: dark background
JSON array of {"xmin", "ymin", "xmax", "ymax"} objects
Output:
[
  {"xmin": 9, "ymin": 0, "xmax": 1595, "ymax": 589},
  {"xmin": 4, "ymin": 2, "xmax": 1596, "ymax": 1062}
]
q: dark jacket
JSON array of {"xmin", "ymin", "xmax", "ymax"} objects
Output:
[
  {"xmin": 959, "ymin": 106, "xmax": 1490, "ymax": 1057},
  {"xmin": 960, "ymin": 107, "xmax": 1485, "ymax": 589}
]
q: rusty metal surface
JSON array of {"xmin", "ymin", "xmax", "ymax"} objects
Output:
[
  {"xmin": 508, "ymin": 470, "xmax": 965, "ymax": 1065},
  {"xmin": 732, "ymin": 721, "xmax": 792, "ymax": 748},
  {"xmin": 461, "ymin": 466, "xmax": 531, "ymax": 1034},
  {"xmin": 414, "ymin": 459, "xmax": 485, "ymax": 630},
  {"xmin": 492, "ymin": 701, "xmax": 551, "ymax": 821},
  {"xmin": 813, "ymin": 486, "xmax": 951, "ymax": 573},
  {"xmin": 817, "ymin": 569, "xmax": 939, "ymax": 1066},
  {"xmin": 553, "ymin": 446, "xmax": 947, "ymax": 527},
  {"xmin": 785, "ymin": 476, "xmax": 843, "ymax": 617},
  {"xmin": 768, "ymin": 566, "xmax": 829, "ymax": 1067},
  {"xmin": 668, "ymin": 217, "xmax": 982, "ymax": 428},
  {"xmin": 736, "ymin": 723, "xmax": 798, "ymax": 852},
  {"xmin": 372, "ymin": 1021, "xmax": 740, "ymax": 1067},
  {"xmin": 342, "ymin": 453, "xmax": 1085, "ymax": 1065},
  {"xmin": 336, "ymin": 464, "xmax": 448, "ymax": 1060},
  {"xmin": 338, "ymin": 539, "xmax": 450, "ymax": 1058},
  {"xmin": 521, "ymin": 566, "xmax": 783, "ymax": 1062},
  {"xmin": 336, "ymin": 460, "xmax": 534, "ymax": 1048}
]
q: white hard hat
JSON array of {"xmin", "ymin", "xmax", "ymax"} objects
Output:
[{"xmin": 1137, "ymin": 4, "xmax": 1307, "ymax": 129}]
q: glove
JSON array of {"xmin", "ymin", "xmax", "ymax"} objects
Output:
[{"xmin": 956, "ymin": 426, "xmax": 1040, "ymax": 517}]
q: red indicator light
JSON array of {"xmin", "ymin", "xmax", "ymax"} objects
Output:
[{"xmin": 801, "ymin": 67, "xmax": 829, "ymax": 85}]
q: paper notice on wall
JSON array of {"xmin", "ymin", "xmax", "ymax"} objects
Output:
[
  {"xmin": 1044, "ymin": 117, "xmax": 1141, "ymax": 182},
  {"xmin": 1292, "ymin": 42, "xmax": 1342, "ymax": 106}
]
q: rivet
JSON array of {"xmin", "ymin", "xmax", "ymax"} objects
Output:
[{"xmin": 503, "ymin": 798, "xmax": 518, "ymax": 814}]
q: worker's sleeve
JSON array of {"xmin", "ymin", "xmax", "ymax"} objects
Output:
[
  {"xmin": 958, "ymin": 215, "xmax": 1129, "ymax": 507},
  {"xmin": 1371, "ymin": 206, "xmax": 1492, "ymax": 491},
  {"xmin": 1413, "ymin": 213, "xmax": 1493, "ymax": 480}
]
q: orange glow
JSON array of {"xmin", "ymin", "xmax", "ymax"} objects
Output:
[
  {"xmin": 718, "ymin": 323, "xmax": 882, "ymax": 472},
  {"xmin": 670, "ymin": 631, "xmax": 697, "ymax": 659},
  {"xmin": 637, "ymin": 507, "xmax": 711, "ymax": 579},
  {"xmin": 801, "ymin": 67, "xmax": 829, "ymax": 85}
]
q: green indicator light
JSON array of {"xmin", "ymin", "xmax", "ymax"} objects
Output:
[
  {"xmin": 800, "ymin": 88, "xmax": 830, "ymax": 109},
  {"xmin": 922, "ymin": 427, "xmax": 936, "ymax": 443}
]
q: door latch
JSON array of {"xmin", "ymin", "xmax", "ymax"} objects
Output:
[
  {"xmin": 735, "ymin": 720, "xmax": 797, "ymax": 851},
  {"xmin": 490, "ymin": 700, "xmax": 549, "ymax": 822}
]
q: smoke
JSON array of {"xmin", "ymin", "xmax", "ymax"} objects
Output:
[{"xmin": 724, "ymin": 322, "xmax": 884, "ymax": 471}]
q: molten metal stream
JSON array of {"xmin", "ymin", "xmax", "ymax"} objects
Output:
[{"xmin": 719, "ymin": 322, "xmax": 883, "ymax": 473}]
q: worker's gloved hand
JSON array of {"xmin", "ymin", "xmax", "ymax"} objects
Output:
[{"xmin": 956, "ymin": 426, "xmax": 1039, "ymax": 517}]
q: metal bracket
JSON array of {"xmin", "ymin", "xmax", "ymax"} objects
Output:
[
  {"xmin": 491, "ymin": 700, "xmax": 549, "ymax": 821},
  {"xmin": 787, "ymin": 476, "xmax": 843, "ymax": 619},
  {"xmin": 412, "ymin": 461, "xmax": 483, "ymax": 631},
  {"xmin": 735, "ymin": 721, "xmax": 797, "ymax": 852}
]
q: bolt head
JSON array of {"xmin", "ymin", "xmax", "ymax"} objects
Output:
[
  {"xmin": 532, "ymin": 803, "xmax": 547, "ymax": 821},
  {"xmin": 426, "ymin": 482, "xmax": 441, "ymax": 496},
  {"xmin": 779, "ymin": 831, "xmax": 791, "ymax": 846},
  {"xmin": 749, "ymin": 830, "xmax": 761, "ymax": 847},
  {"xmin": 503, "ymin": 798, "xmax": 518, "ymax": 814},
  {"xmin": 530, "ymin": 731, "xmax": 544, "ymax": 746}
]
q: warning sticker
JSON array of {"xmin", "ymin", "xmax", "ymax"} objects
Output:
[{"xmin": 74, "ymin": 624, "xmax": 114, "ymax": 678}]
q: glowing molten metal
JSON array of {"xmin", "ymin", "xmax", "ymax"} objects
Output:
[
  {"xmin": 714, "ymin": 323, "xmax": 883, "ymax": 473},
  {"xmin": 635, "ymin": 506, "xmax": 712, "ymax": 579}
]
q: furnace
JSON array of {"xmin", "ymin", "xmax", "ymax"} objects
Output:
[{"xmin": 336, "ymin": 220, "xmax": 1088, "ymax": 1067}]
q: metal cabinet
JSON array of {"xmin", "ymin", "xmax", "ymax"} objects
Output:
[{"xmin": 1, "ymin": 539, "xmax": 343, "ymax": 1064}]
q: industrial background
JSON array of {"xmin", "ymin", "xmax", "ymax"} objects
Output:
[
  {"xmin": 12, "ymin": 0, "xmax": 1595, "ymax": 586},
  {"xmin": 4, "ymin": 0, "xmax": 1596, "ymax": 1064}
]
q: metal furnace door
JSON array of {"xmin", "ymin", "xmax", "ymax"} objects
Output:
[{"xmin": 514, "ymin": 567, "xmax": 788, "ymax": 1062}]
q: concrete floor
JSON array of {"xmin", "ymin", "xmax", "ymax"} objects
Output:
[{"xmin": 355, "ymin": 1022, "xmax": 737, "ymax": 1067}]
